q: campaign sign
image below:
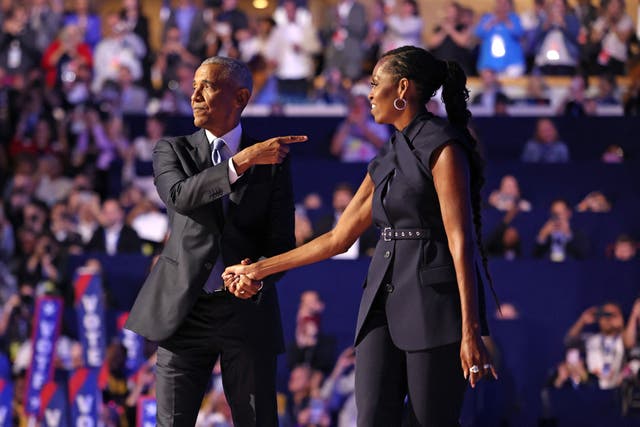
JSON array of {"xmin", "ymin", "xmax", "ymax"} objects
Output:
[
  {"xmin": 74, "ymin": 272, "xmax": 107, "ymax": 368},
  {"xmin": 69, "ymin": 368, "xmax": 100, "ymax": 427},
  {"xmin": 40, "ymin": 382, "xmax": 69, "ymax": 427},
  {"xmin": 117, "ymin": 312, "xmax": 145, "ymax": 378},
  {"xmin": 24, "ymin": 296, "xmax": 63, "ymax": 415},
  {"xmin": 137, "ymin": 396, "xmax": 156, "ymax": 427},
  {"xmin": 0, "ymin": 378, "xmax": 13, "ymax": 427}
]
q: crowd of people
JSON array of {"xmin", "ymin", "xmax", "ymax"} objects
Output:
[{"xmin": 0, "ymin": 0, "xmax": 639, "ymax": 425}]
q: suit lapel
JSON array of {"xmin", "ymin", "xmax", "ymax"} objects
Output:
[{"xmin": 187, "ymin": 129, "xmax": 212, "ymax": 172}]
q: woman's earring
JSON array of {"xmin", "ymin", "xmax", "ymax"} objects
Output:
[{"xmin": 393, "ymin": 98, "xmax": 407, "ymax": 111}]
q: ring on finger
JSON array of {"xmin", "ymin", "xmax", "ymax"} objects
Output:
[
  {"xmin": 483, "ymin": 364, "xmax": 492, "ymax": 370},
  {"xmin": 469, "ymin": 365, "xmax": 480, "ymax": 374}
]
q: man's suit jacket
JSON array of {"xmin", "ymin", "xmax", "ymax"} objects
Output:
[
  {"xmin": 125, "ymin": 129, "xmax": 295, "ymax": 353},
  {"xmin": 86, "ymin": 225, "xmax": 142, "ymax": 254},
  {"xmin": 355, "ymin": 113, "xmax": 489, "ymax": 351}
]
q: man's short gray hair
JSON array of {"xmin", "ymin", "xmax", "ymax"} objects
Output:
[{"xmin": 200, "ymin": 56, "xmax": 253, "ymax": 95}]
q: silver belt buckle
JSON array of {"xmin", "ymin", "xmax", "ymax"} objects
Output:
[{"xmin": 383, "ymin": 227, "xmax": 392, "ymax": 242}]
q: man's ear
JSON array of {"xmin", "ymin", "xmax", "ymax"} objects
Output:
[{"xmin": 236, "ymin": 88, "xmax": 251, "ymax": 109}]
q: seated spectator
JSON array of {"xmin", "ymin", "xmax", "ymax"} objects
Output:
[
  {"xmin": 521, "ymin": 118, "xmax": 570, "ymax": 163},
  {"xmin": 547, "ymin": 346, "xmax": 599, "ymax": 390},
  {"xmin": 485, "ymin": 206, "xmax": 522, "ymax": 260},
  {"xmin": 607, "ymin": 234, "xmax": 637, "ymax": 261},
  {"xmin": 312, "ymin": 68, "xmax": 350, "ymax": 105},
  {"xmin": 557, "ymin": 74, "xmax": 597, "ymax": 117},
  {"xmin": 488, "ymin": 174, "xmax": 532, "ymax": 212},
  {"xmin": 534, "ymin": 198, "xmax": 589, "ymax": 261},
  {"xmin": 312, "ymin": 183, "xmax": 378, "ymax": 258},
  {"xmin": 533, "ymin": 0, "xmax": 580, "ymax": 75},
  {"xmin": 380, "ymin": 0, "xmax": 424, "ymax": 53},
  {"xmin": 115, "ymin": 64, "xmax": 148, "ymax": 115},
  {"xmin": 589, "ymin": 0, "xmax": 633, "ymax": 75},
  {"xmin": 428, "ymin": 2, "xmax": 475, "ymax": 77},
  {"xmin": 594, "ymin": 73, "xmax": 620, "ymax": 105},
  {"xmin": 287, "ymin": 291, "xmax": 336, "ymax": 377},
  {"xmin": 330, "ymin": 95, "xmax": 389, "ymax": 163},
  {"xmin": 566, "ymin": 302, "xmax": 626, "ymax": 389},
  {"xmin": 471, "ymin": 69, "xmax": 511, "ymax": 113},
  {"xmin": 576, "ymin": 191, "xmax": 612, "ymax": 213},
  {"xmin": 601, "ymin": 144, "xmax": 624, "ymax": 163},
  {"xmin": 86, "ymin": 199, "xmax": 142, "ymax": 255},
  {"xmin": 515, "ymin": 72, "xmax": 551, "ymax": 105},
  {"xmin": 474, "ymin": 0, "xmax": 525, "ymax": 77}
]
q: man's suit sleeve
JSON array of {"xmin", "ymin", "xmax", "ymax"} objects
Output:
[
  {"xmin": 262, "ymin": 158, "xmax": 296, "ymax": 286},
  {"xmin": 153, "ymin": 138, "xmax": 232, "ymax": 215}
]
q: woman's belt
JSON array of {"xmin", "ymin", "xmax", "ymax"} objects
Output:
[{"xmin": 380, "ymin": 227, "xmax": 437, "ymax": 241}]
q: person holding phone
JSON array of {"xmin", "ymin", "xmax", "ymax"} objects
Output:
[{"xmin": 534, "ymin": 198, "xmax": 589, "ymax": 261}]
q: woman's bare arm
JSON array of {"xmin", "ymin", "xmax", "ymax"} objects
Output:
[{"xmin": 225, "ymin": 174, "xmax": 375, "ymax": 280}]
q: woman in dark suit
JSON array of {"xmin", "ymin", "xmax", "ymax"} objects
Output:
[{"xmin": 225, "ymin": 46, "xmax": 497, "ymax": 426}]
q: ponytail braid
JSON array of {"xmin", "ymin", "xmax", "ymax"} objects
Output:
[{"xmin": 441, "ymin": 60, "xmax": 499, "ymax": 308}]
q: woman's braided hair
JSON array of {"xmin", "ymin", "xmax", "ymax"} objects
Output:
[{"xmin": 380, "ymin": 46, "xmax": 498, "ymax": 305}]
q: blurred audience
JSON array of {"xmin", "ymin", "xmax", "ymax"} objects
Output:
[
  {"xmin": 566, "ymin": 302, "xmax": 626, "ymax": 389},
  {"xmin": 488, "ymin": 174, "xmax": 532, "ymax": 212},
  {"xmin": 429, "ymin": 2, "xmax": 475, "ymax": 77},
  {"xmin": 330, "ymin": 94, "xmax": 389, "ymax": 163},
  {"xmin": 86, "ymin": 198, "xmax": 142, "ymax": 255},
  {"xmin": 521, "ymin": 117, "xmax": 569, "ymax": 163},
  {"xmin": 607, "ymin": 234, "xmax": 638, "ymax": 261},
  {"xmin": 474, "ymin": 0, "xmax": 525, "ymax": 77},
  {"xmin": 534, "ymin": 198, "xmax": 589, "ymax": 261},
  {"xmin": 576, "ymin": 191, "xmax": 612, "ymax": 213}
]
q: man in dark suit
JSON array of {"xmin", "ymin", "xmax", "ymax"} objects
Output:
[
  {"xmin": 86, "ymin": 199, "xmax": 142, "ymax": 254},
  {"xmin": 125, "ymin": 56, "xmax": 306, "ymax": 426}
]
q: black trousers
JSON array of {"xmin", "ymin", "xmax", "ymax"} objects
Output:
[
  {"xmin": 156, "ymin": 292, "xmax": 278, "ymax": 427},
  {"xmin": 355, "ymin": 293, "xmax": 466, "ymax": 427}
]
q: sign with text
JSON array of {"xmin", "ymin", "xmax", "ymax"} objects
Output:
[
  {"xmin": 40, "ymin": 382, "xmax": 69, "ymax": 427},
  {"xmin": 24, "ymin": 296, "xmax": 63, "ymax": 415},
  {"xmin": 74, "ymin": 271, "xmax": 107, "ymax": 368},
  {"xmin": 117, "ymin": 312, "xmax": 145, "ymax": 378},
  {"xmin": 69, "ymin": 368, "xmax": 100, "ymax": 427}
]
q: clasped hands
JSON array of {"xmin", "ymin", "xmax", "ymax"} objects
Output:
[{"xmin": 222, "ymin": 258, "xmax": 262, "ymax": 299}]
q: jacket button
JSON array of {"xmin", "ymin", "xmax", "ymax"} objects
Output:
[
  {"xmin": 385, "ymin": 283, "xmax": 394, "ymax": 293},
  {"xmin": 204, "ymin": 262, "xmax": 212, "ymax": 269},
  {"xmin": 383, "ymin": 250, "xmax": 391, "ymax": 258}
]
